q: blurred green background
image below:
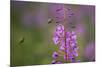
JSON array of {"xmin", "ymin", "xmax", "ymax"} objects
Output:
[{"xmin": 11, "ymin": 1, "xmax": 95, "ymax": 66}]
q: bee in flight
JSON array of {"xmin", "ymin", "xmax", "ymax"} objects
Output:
[
  {"xmin": 19, "ymin": 36, "xmax": 24, "ymax": 44},
  {"xmin": 48, "ymin": 18, "xmax": 60, "ymax": 24},
  {"xmin": 48, "ymin": 18, "xmax": 53, "ymax": 24}
]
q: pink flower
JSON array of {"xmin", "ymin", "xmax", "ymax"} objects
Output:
[{"xmin": 52, "ymin": 24, "xmax": 79, "ymax": 63}]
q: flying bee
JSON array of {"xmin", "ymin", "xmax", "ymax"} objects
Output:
[
  {"xmin": 48, "ymin": 18, "xmax": 53, "ymax": 24},
  {"xmin": 48, "ymin": 18, "xmax": 60, "ymax": 24},
  {"xmin": 19, "ymin": 36, "xmax": 24, "ymax": 44}
]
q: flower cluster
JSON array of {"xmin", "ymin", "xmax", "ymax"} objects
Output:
[{"xmin": 52, "ymin": 24, "xmax": 79, "ymax": 64}]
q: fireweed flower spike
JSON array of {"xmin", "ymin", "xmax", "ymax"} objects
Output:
[{"xmin": 52, "ymin": 24, "xmax": 79, "ymax": 64}]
